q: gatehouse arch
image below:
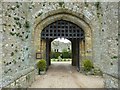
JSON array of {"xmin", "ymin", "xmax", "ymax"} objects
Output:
[{"xmin": 34, "ymin": 9, "xmax": 92, "ymax": 71}]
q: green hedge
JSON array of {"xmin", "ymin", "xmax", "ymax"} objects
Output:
[
  {"xmin": 62, "ymin": 52, "xmax": 72, "ymax": 58},
  {"xmin": 51, "ymin": 52, "xmax": 61, "ymax": 59},
  {"xmin": 51, "ymin": 51, "xmax": 71, "ymax": 59}
]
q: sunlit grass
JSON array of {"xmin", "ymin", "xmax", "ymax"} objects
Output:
[{"xmin": 51, "ymin": 58, "xmax": 72, "ymax": 62}]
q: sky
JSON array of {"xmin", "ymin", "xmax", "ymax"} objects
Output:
[{"xmin": 54, "ymin": 38, "xmax": 71, "ymax": 43}]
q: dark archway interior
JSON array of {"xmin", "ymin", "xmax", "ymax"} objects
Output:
[{"xmin": 41, "ymin": 20, "xmax": 85, "ymax": 71}]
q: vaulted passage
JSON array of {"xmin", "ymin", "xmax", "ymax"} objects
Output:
[{"xmin": 41, "ymin": 20, "xmax": 85, "ymax": 71}]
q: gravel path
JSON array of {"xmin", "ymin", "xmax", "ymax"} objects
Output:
[{"xmin": 30, "ymin": 62, "xmax": 104, "ymax": 88}]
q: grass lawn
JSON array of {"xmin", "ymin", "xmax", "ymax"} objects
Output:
[{"xmin": 51, "ymin": 58, "xmax": 72, "ymax": 62}]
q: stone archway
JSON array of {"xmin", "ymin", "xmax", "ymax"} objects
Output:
[
  {"xmin": 34, "ymin": 9, "xmax": 92, "ymax": 70},
  {"xmin": 41, "ymin": 20, "xmax": 85, "ymax": 71}
]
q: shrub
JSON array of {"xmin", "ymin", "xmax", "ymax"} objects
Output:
[
  {"xmin": 51, "ymin": 52, "xmax": 61, "ymax": 59},
  {"xmin": 51, "ymin": 51, "xmax": 72, "ymax": 59},
  {"xmin": 82, "ymin": 60, "xmax": 94, "ymax": 71},
  {"xmin": 37, "ymin": 59, "xmax": 46, "ymax": 71},
  {"xmin": 62, "ymin": 52, "xmax": 69, "ymax": 58}
]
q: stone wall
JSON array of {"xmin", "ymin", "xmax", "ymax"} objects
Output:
[
  {"xmin": 100, "ymin": 2, "xmax": 118, "ymax": 88},
  {"xmin": 1, "ymin": 2, "xmax": 36, "ymax": 88},
  {"xmin": 4, "ymin": 67, "xmax": 35, "ymax": 88},
  {"xmin": 33, "ymin": 2, "xmax": 93, "ymax": 61},
  {"xmin": 33, "ymin": 2, "xmax": 118, "ymax": 88},
  {"xmin": 0, "ymin": 0, "xmax": 3, "ymax": 88},
  {"xmin": 1, "ymin": 1, "xmax": 119, "ymax": 88}
]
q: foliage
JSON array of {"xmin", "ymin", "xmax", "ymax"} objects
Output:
[
  {"xmin": 51, "ymin": 51, "xmax": 71, "ymax": 59},
  {"xmin": 51, "ymin": 52, "xmax": 61, "ymax": 59},
  {"xmin": 62, "ymin": 49, "xmax": 71, "ymax": 58},
  {"xmin": 37, "ymin": 59, "xmax": 46, "ymax": 71},
  {"xmin": 62, "ymin": 52, "xmax": 71, "ymax": 59},
  {"xmin": 62, "ymin": 49, "xmax": 68, "ymax": 52},
  {"xmin": 82, "ymin": 60, "xmax": 94, "ymax": 71}
]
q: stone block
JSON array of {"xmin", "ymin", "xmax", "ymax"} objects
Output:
[{"xmin": 103, "ymin": 74, "xmax": 118, "ymax": 88}]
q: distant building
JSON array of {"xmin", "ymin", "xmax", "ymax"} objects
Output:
[{"xmin": 51, "ymin": 40, "xmax": 71, "ymax": 52}]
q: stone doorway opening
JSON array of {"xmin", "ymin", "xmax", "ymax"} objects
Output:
[
  {"xmin": 41, "ymin": 20, "xmax": 85, "ymax": 71},
  {"xmin": 51, "ymin": 38, "xmax": 72, "ymax": 65}
]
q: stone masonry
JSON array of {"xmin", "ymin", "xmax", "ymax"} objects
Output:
[{"xmin": 0, "ymin": 1, "xmax": 119, "ymax": 88}]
